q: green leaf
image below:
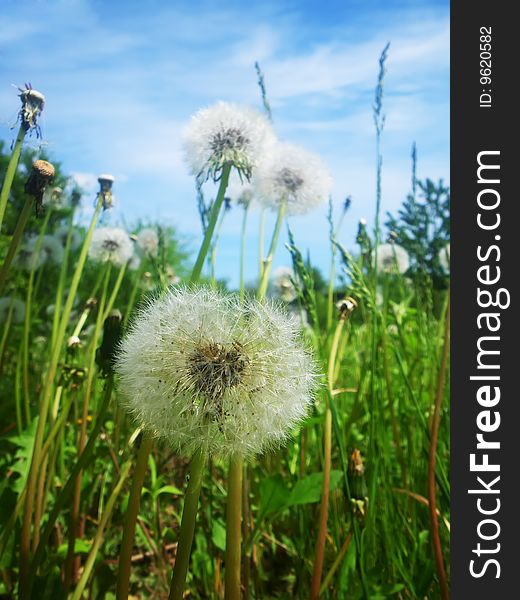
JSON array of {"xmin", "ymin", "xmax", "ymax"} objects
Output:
[
  {"xmin": 287, "ymin": 470, "xmax": 343, "ymax": 506},
  {"xmin": 211, "ymin": 519, "xmax": 226, "ymax": 552},
  {"xmin": 57, "ymin": 539, "xmax": 92, "ymax": 558},
  {"xmin": 155, "ymin": 484, "xmax": 184, "ymax": 496},
  {"xmin": 258, "ymin": 474, "xmax": 289, "ymax": 519}
]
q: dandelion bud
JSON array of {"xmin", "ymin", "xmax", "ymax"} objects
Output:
[
  {"xmin": 348, "ymin": 448, "xmax": 368, "ymax": 502},
  {"xmin": 18, "ymin": 86, "xmax": 45, "ymax": 133},
  {"xmin": 115, "ymin": 287, "xmax": 318, "ymax": 459},
  {"xmin": 25, "ymin": 160, "xmax": 55, "ymax": 217},
  {"xmin": 336, "ymin": 296, "xmax": 358, "ymax": 319},
  {"xmin": 97, "ymin": 173, "xmax": 115, "ymax": 209},
  {"xmin": 96, "ymin": 309, "xmax": 123, "ymax": 376}
]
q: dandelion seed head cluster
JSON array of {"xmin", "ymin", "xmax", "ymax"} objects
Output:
[
  {"xmin": 376, "ymin": 243, "xmax": 410, "ymax": 274},
  {"xmin": 182, "ymin": 101, "xmax": 275, "ymax": 182},
  {"xmin": 0, "ymin": 297, "xmax": 26, "ymax": 324},
  {"xmin": 89, "ymin": 227, "xmax": 133, "ymax": 266},
  {"xmin": 136, "ymin": 228, "xmax": 159, "ymax": 257},
  {"xmin": 254, "ymin": 142, "xmax": 332, "ymax": 216},
  {"xmin": 40, "ymin": 235, "xmax": 65, "ymax": 265},
  {"xmin": 115, "ymin": 287, "xmax": 318, "ymax": 459}
]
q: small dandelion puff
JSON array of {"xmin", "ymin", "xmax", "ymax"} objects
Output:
[
  {"xmin": 40, "ymin": 235, "xmax": 65, "ymax": 265},
  {"xmin": 272, "ymin": 266, "xmax": 297, "ymax": 303},
  {"xmin": 438, "ymin": 242, "xmax": 450, "ymax": 273},
  {"xmin": 115, "ymin": 287, "xmax": 318, "ymax": 459},
  {"xmin": 0, "ymin": 297, "xmax": 26, "ymax": 324},
  {"xmin": 136, "ymin": 228, "xmax": 159, "ymax": 257},
  {"xmin": 376, "ymin": 243, "xmax": 410, "ymax": 274},
  {"xmin": 128, "ymin": 254, "xmax": 141, "ymax": 271},
  {"xmin": 182, "ymin": 101, "xmax": 276, "ymax": 183},
  {"xmin": 55, "ymin": 224, "xmax": 82, "ymax": 251},
  {"xmin": 226, "ymin": 175, "xmax": 255, "ymax": 208},
  {"xmin": 88, "ymin": 227, "xmax": 133, "ymax": 266},
  {"xmin": 42, "ymin": 186, "xmax": 65, "ymax": 209},
  {"xmin": 14, "ymin": 236, "xmax": 45, "ymax": 271},
  {"xmin": 254, "ymin": 142, "xmax": 333, "ymax": 216},
  {"xmin": 17, "ymin": 85, "xmax": 45, "ymax": 134}
]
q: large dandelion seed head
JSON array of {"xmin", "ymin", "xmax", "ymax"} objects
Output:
[
  {"xmin": 115, "ymin": 287, "xmax": 318, "ymax": 459},
  {"xmin": 88, "ymin": 227, "xmax": 133, "ymax": 266},
  {"xmin": 0, "ymin": 297, "xmax": 26, "ymax": 324},
  {"xmin": 254, "ymin": 142, "xmax": 332, "ymax": 216},
  {"xmin": 136, "ymin": 228, "xmax": 159, "ymax": 257},
  {"xmin": 376, "ymin": 243, "xmax": 410, "ymax": 274},
  {"xmin": 438, "ymin": 242, "xmax": 450, "ymax": 273},
  {"xmin": 182, "ymin": 102, "xmax": 275, "ymax": 182}
]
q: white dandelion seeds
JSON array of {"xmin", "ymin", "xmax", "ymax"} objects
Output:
[
  {"xmin": 376, "ymin": 243, "xmax": 410, "ymax": 274},
  {"xmin": 182, "ymin": 101, "xmax": 276, "ymax": 182},
  {"xmin": 136, "ymin": 228, "xmax": 159, "ymax": 257},
  {"xmin": 14, "ymin": 236, "xmax": 45, "ymax": 271},
  {"xmin": 42, "ymin": 186, "xmax": 65, "ymax": 209},
  {"xmin": 88, "ymin": 227, "xmax": 133, "ymax": 266},
  {"xmin": 0, "ymin": 297, "xmax": 26, "ymax": 324},
  {"xmin": 272, "ymin": 266, "xmax": 297, "ymax": 303},
  {"xmin": 40, "ymin": 235, "xmax": 65, "ymax": 265},
  {"xmin": 54, "ymin": 224, "xmax": 82, "ymax": 251},
  {"xmin": 226, "ymin": 175, "xmax": 255, "ymax": 208},
  {"xmin": 438, "ymin": 242, "xmax": 450, "ymax": 273},
  {"xmin": 115, "ymin": 287, "xmax": 318, "ymax": 459},
  {"xmin": 253, "ymin": 142, "xmax": 333, "ymax": 216}
]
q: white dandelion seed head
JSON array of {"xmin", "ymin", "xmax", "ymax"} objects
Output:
[
  {"xmin": 226, "ymin": 175, "xmax": 255, "ymax": 208},
  {"xmin": 115, "ymin": 287, "xmax": 318, "ymax": 459},
  {"xmin": 376, "ymin": 243, "xmax": 410, "ymax": 274},
  {"xmin": 88, "ymin": 227, "xmax": 133, "ymax": 266},
  {"xmin": 14, "ymin": 236, "xmax": 45, "ymax": 271},
  {"xmin": 55, "ymin": 224, "xmax": 82, "ymax": 251},
  {"xmin": 438, "ymin": 242, "xmax": 450, "ymax": 273},
  {"xmin": 272, "ymin": 266, "xmax": 297, "ymax": 303},
  {"xmin": 40, "ymin": 235, "xmax": 65, "ymax": 265},
  {"xmin": 253, "ymin": 142, "xmax": 333, "ymax": 216},
  {"xmin": 136, "ymin": 228, "xmax": 159, "ymax": 257},
  {"xmin": 42, "ymin": 186, "xmax": 65, "ymax": 209},
  {"xmin": 182, "ymin": 101, "xmax": 276, "ymax": 182},
  {"xmin": 0, "ymin": 297, "xmax": 26, "ymax": 324}
]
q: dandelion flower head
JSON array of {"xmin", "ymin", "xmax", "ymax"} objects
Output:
[
  {"xmin": 376, "ymin": 243, "xmax": 410, "ymax": 274},
  {"xmin": 89, "ymin": 227, "xmax": 133, "ymax": 266},
  {"xmin": 182, "ymin": 101, "xmax": 275, "ymax": 182},
  {"xmin": 115, "ymin": 287, "xmax": 318, "ymax": 459},
  {"xmin": 254, "ymin": 142, "xmax": 332, "ymax": 216}
]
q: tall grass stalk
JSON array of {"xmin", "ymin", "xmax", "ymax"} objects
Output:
[{"xmin": 0, "ymin": 124, "xmax": 26, "ymax": 231}]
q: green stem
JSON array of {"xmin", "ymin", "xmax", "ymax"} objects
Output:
[
  {"xmin": 239, "ymin": 205, "xmax": 249, "ymax": 302},
  {"xmin": 19, "ymin": 195, "xmax": 104, "ymax": 600},
  {"xmin": 0, "ymin": 195, "xmax": 34, "ymax": 295},
  {"xmin": 258, "ymin": 207, "xmax": 265, "ymax": 281},
  {"xmin": 168, "ymin": 450, "xmax": 206, "ymax": 600},
  {"xmin": 190, "ymin": 165, "xmax": 231, "ymax": 283},
  {"xmin": 116, "ymin": 433, "xmax": 154, "ymax": 600},
  {"xmin": 103, "ymin": 260, "xmax": 127, "ymax": 319},
  {"xmin": 224, "ymin": 454, "xmax": 243, "ymax": 600},
  {"xmin": 256, "ymin": 202, "xmax": 286, "ymax": 301},
  {"xmin": 0, "ymin": 124, "xmax": 26, "ymax": 231}
]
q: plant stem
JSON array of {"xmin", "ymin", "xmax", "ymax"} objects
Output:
[
  {"xmin": 225, "ymin": 454, "xmax": 243, "ymax": 600},
  {"xmin": 103, "ymin": 260, "xmax": 127, "ymax": 319},
  {"xmin": 428, "ymin": 297, "xmax": 450, "ymax": 600},
  {"xmin": 239, "ymin": 205, "xmax": 249, "ymax": 302},
  {"xmin": 168, "ymin": 449, "xmax": 206, "ymax": 600},
  {"xmin": 258, "ymin": 207, "xmax": 265, "ymax": 281},
  {"xmin": 19, "ymin": 195, "xmax": 104, "ymax": 600},
  {"xmin": 257, "ymin": 202, "xmax": 286, "ymax": 301},
  {"xmin": 0, "ymin": 195, "xmax": 34, "ymax": 294},
  {"xmin": 190, "ymin": 164, "xmax": 231, "ymax": 283},
  {"xmin": 0, "ymin": 124, "xmax": 26, "ymax": 231}
]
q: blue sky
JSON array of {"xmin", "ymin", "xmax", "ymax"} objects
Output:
[{"xmin": 0, "ymin": 0, "xmax": 449, "ymax": 288}]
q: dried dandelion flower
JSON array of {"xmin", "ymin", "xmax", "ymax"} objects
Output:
[
  {"xmin": 136, "ymin": 228, "xmax": 159, "ymax": 257},
  {"xmin": 0, "ymin": 297, "xmax": 26, "ymax": 324},
  {"xmin": 18, "ymin": 86, "xmax": 45, "ymax": 133},
  {"xmin": 115, "ymin": 287, "xmax": 317, "ymax": 459},
  {"xmin": 25, "ymin": 160, "xmax": 55, "ymax": 216},
  {"xmin": 97, "ymin": 174, "xmax": 115, "ymax": 209},
  {"xmin": 376, "ymin": 243, "xmax": 410, "ymax": 274},
  {"xmin": 254, "ymin": 142, "xmax": 332, "ymax": 216},
  {"xmin": 272, "ymin": 266, "xmax": 297, "ymax": 303},
  {"xmin": 182, "ymin": 101, "xmax": 275, "ymax": 182},
  {"xmin": 438, "ymin": 242, "xmax": 450, "ymax": 273},
  {"xmin": 88, "ymin": 227, "xmax": 133, "ymax": 266}
]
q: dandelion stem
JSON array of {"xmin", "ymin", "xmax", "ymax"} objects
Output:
[
  {"xmin": 116, "ymin": 432, "xmax": 154, "ymax": 599},
  {"xmin": 168, "ymin": 449, "xmax": 206, "ymax": 600},
  {"xmin": 428, "ymin": 296, "xmax": 450, "ymax": 600},
  {"xmin": 0, "ymin": 124, "xmax": 26, "ymax": 232},
  {"xmin": 225, "ymin": 454, "xmax": 243, "ymax": 600},
  {"xmin": 103, "ymin": 260, "xmax": 127, "ymax": 319},
  {"xmin": 239, "ymin": 205, "xmax": 249, "ymax": 302},
  {"xmin": 0, "ymin": 195, "xmax": 33, "ymax": 295},
  {"xmin": 190, "ymin": 164, "xmax": 231, "ymax": 283},
  {"xmin": 257, "ymin": 202, "xmax": 286, "ymax": 301}
]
